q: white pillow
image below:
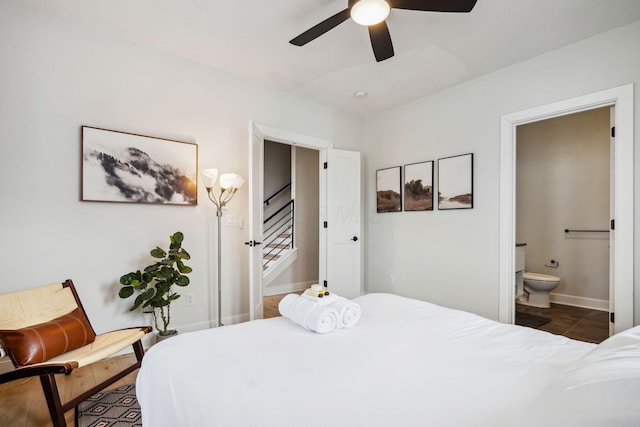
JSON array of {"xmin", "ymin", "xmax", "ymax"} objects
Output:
[{"xmin": 515, "ymin": 327, "xmax": 640, "ymax": 427}]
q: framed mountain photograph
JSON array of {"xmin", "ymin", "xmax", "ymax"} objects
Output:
[{"xmin": 82, "ymin": 126, "xmax": 198, "ymax": 205}]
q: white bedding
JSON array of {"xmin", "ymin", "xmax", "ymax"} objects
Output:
[{"xmin": 136, "ymin": 293, "xmax": 596, "ymax": 427}]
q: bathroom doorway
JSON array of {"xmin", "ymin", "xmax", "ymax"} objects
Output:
[
  {"xmin": 515, "ymin": 107, "xmax": 611, "ymax": 343},
  {"xmin": 498, "ymin": 84, "xmax": 634, "ymax": 335}
]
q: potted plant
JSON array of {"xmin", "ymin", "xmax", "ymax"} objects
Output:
[{"xmin": 119, "ymin": 231, "xmax": 192, "ymax": 338}]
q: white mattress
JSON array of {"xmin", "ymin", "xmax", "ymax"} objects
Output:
[{"xmin": 136, "ymin": 293, "xmax": 595, "ymax": 427}]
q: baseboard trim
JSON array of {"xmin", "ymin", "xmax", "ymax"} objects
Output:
[
  {"xmin": 264, "ymin": 280, "xmax": 315, "ymax": 297},
  {"xmin": 550, "ymin": 293, "xmax": 609, "ymax": 312}
]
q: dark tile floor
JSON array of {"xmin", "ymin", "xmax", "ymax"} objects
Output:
[{"xmin": 516, "ymin": 303, "xmax": 610, "ymax": 344}]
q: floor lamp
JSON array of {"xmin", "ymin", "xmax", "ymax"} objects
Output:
[{"xmin": 201, "ymin": 168, "xmax": 244, "ymax": 327}]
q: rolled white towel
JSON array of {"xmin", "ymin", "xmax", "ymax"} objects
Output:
[
  {"xmin": 305, "ymin": 304, "xmax": 339, "ymax": 334},
  {"xmin": 278, "ymin": 293, "xmax": 299, "ymax": 318},
  {"xmin": 329, "ymin": 296, "xmax": 361, "ymax": 328},
  {"xmin": 278, "ymin": 294, "xmax": 338, "ymax": 333}
]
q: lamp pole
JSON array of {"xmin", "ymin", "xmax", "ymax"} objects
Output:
[
  {"xmin": 216, "ymin": 206, "xmax": 223, "ymax": 326},
  {"xmin": 201, "ymin": 168, "xmax": 244, "ymax": 327}
]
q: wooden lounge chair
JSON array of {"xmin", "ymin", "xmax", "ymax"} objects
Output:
[{"xmin": 0, "ymin": 279, "xmax": 152, "ymax": 426}]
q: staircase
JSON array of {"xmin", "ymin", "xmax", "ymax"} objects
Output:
[
  {"xmin": 262, "ymin": 184, "xmax": 296, "ymax": 283},
  {"xmin": 263, "ymin": 231, "xmax": 292, "ymax": 271}
]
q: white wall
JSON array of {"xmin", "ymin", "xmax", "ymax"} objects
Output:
[
  {"xmin": 263, "ymin": 140, "xmax": 292, "ymax": 221},
  {"xmin": 364, "ymin": 19, "xmax": 640, "ymax": 323},
  {"xmin": 516, "ymin": 108, "xmax": 610, "ymax": 307},
  {"xmin": 294, "ymin": 147, "xmax": 320, "ymax": 284},
  {"xmin": 0, "ymin": 2, "xmax": 363, "ymax": 338}
]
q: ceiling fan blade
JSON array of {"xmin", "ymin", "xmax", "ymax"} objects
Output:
[
  {"xmin": 389, "ymin": 0, "xmax": 477, "ymax": 12},
  {"xmin": 289, "ymin": 8, "xmax": 351, "ymax": 46},
  {"xmin": 368, "ymin": 21, "xmax": 394, "ymax": 62}
]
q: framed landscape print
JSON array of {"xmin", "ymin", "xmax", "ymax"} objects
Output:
[
  {"xmin": 403, "ymin": 161, "xmax": 434, "ymax": 211},
  {"xmin": 82, "ymin": 126, "xmax": 198, "ymax": 205},
  {"xmin": 437, "ymin": 153, "xmax": 473, "ymax": 210},
  {"xmin": 376, "ymin": 166, "xmax": 402, "ymax": 213}
]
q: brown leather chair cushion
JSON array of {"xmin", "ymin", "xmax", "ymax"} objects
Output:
[{"xmin": 0, "ymin": 307, "xmax": 96, "ymax": 367}]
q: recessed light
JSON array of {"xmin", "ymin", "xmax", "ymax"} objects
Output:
[{"xmin": 354, "ymin": 90, "xmax": 368, "ymax": 99}]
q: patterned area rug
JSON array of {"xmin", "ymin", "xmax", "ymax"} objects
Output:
[
  {"xmin": 77, "ymin": 384, "xmax": 141, "ymax": 427},
  {"xmin": 516, "ymin": 312, "xmax": 551, "ymax": 329}
]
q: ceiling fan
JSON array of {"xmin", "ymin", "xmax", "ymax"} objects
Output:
[{"xmin": 289, "ymin": 0, "xmax": 478, "ymax": 62}]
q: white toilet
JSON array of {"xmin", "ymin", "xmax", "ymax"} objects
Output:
[{"xmin": 522, "ymin": 272, "xmax": 560, "ymax": 308}]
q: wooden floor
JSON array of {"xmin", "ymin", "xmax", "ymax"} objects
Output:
[
  {"xmin": 516, "ymin": 302, "xmax": 609, "ymax": 343},
  {"xmin": 0, "ymin": 297, "xmax": 609, "ymax": 426},
  {"xmin": 0, "ymin": 353, "xmax": 139, "ymax": 427},
  {"xmin": 263, "ymin": 292, "xmax": 301, "ymax": 319}
]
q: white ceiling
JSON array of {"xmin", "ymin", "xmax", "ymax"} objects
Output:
[{"xmin": 24, "ymin": 0, "xmax": 640, "ymax": 117}]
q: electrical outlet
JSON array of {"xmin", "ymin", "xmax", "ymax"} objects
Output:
[
  {"xmin": 186, "ymin": 293, "xmax": 195, "ymax": 306},
  {"xmin": 389, "ymin": 274, "xmax": 396, "ymax": 285}
]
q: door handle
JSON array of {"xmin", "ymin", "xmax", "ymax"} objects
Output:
[
  {"xmin": 244, "ymin": 240, "xmax": 263, "ymax": 247},
  {"xmin": 351, "ymin": 236, "xmax": 359, "ymax": 242}
]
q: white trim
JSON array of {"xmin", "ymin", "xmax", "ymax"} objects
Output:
[
  {"xmin": 264, "ymin": 280, "xmax": 314, "ymax": 297},
  {"xmin": 174, "ymin": 320, "xmax": 216, "ymax": 333},
  {"xmin": 499, "ymin": 84, "xmax": 634, "ymax": 334},
  {"xmin": 222, "ymin": 313, "xmax": 251, "ymax": 325},
  {"xmin": 255, "ymin": 124, "xmax": 332, "ymax": 150},
  {"xmin": 549, "ymin": 293, "xmax": 609, "ymax": 312},
  {"xmin": 263, "ymin": 248, "xmax": 299, "ymax": 285}
]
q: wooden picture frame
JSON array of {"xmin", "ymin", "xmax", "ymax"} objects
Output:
[
  {"xmin": 437, "ymin": 153, "xmax": 473, "ymax": 210},
  {"xmin": 376, "ymin": 166, "xmax": 402, "ymax": 213},
  {"xmin": 403, "ymin": 161, "xmax": 434, "ymax": 211},
  {"xmin": 82, "ymin": 126, "xmax": 198, "ymax": 205}
]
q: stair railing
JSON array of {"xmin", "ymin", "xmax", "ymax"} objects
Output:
[
  {"xmin": 264, "ymin": 182, "xmax": 291, "ymax": 206},
  {"xmin": 263, "ymin": 199, "xmax": 294, "ymax": 269}
]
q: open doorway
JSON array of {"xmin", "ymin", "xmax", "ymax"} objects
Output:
[
  {"xmin": 499, "ymin": 84, "xmax": 633, "ymax": 335},
  {"xmin": 262, "ymin": 140, "xmax": 320, "ymax": 305},
  {"xmin": 514, "ymin": 107, "xmax": 610, "ymax": 343},
  {"xmin": 249, "ymin": 123, "xmax": 362, "ymax": 320}
]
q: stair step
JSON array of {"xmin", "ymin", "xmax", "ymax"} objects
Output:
[
  {"xmin": 264, "ymin": 253, "xmax": 281, "ymax": 261},
  {"xmin": 266, "ymin": 243, "xmax": 290, "ymax": 250}
]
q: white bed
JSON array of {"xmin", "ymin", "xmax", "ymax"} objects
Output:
[{"xmin": 136, "ymin": 293, "xmax": 640, "ymax": 426}]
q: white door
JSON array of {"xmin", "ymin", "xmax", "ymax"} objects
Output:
[
  {"xmin": 609, "ymin": 107, "xmax": 615, "ymax": 336},
  {"xmin": 324, "ymin": 149, "xmax": 361, "ymax": 298},
  {"xmin": 248, "ymin": 122, "xmax": 264, "ymax": 320}
]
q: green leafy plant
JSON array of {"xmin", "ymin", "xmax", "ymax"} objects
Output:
[{"xmin": 119, "ymin": 231, "xmax": 192, "ymax": 336}]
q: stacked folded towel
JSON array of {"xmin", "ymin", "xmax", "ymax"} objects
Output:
[
  {"xmin": 278, "ymin": 285, "xmax": 361, "ymax": 333},
  {"xmin": 278, "ymin": 293, "xmax": 338, "ymax": 333}
]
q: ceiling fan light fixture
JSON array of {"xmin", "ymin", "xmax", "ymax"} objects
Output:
[{"xmin": 351, "ymin": 0, "xmax": 390, "ymax": 26}]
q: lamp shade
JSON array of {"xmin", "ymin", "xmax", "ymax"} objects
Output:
[
  {"xmin": 201, "ymin": 168, "xmax": 218, "ymax": 189},
  {"xmin": 220, "ymin": 173, "xmax": 244, "ymax": 190},
  {"xmin": 233, "ymin": 176, "xmax": 245, "ymax": 189},
  {"xmin": 351, "ymin": 0, "xmax": 390, "ymax": 26}
]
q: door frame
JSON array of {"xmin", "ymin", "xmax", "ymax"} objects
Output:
[
  {"xmin": 249, "ymin": 122, "xmax": 331, "ymax": 320},
  {"xmin": 498, "ymin": 84, "xmax": 634, "ymax": 333}
]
